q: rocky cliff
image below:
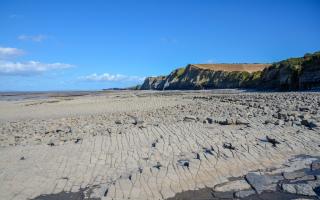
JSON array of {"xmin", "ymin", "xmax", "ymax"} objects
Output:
[{"xmin": 140, "ymin": 52, "xmax": 320, "ymax": 90}]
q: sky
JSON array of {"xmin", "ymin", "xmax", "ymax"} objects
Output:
[{"xmin": 0, "ymin": 0, "xmax": 320, "ymax": 91}]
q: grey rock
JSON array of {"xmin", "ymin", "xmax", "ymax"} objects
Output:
[
  {"xmin": 115, "ymin": 120, "xmax": 122, "ymax": 125},
  {"xmin": 214, "ymin": 179, "xmax": 251, "ymax": 192},
  {"xmin": 217, "ymin": 118, "xmax": 235, "ymax": 125},
  {"xmin": 206, "ymin": 117, "xmax": 213, "ymax": 124},
  {"xmin": 290, "ymin": 175, "xmax": 315, "ymax": 183},
  {"xmin": 177, "ymin": 159, "xmax": 190, "ymax": 168},
  {"xmin": 301, "ymin": 119, "xmax": 318, "ymax": 128},
  {"xmin": 277, "ymin": 112, "xmax": 288, "ymax": 120},
  {"xmin": 311, "ymin": 161, "xmax": 320, "ymax": 171},
  {"xmin": 245, "ymin": 172, "xmax": 283, "ymax": 194},
  {"xmin": 128, "ymin": 115, "xmax": 144, "ymax": 125},
  {"xmin": 288, "ymin": 111, "xmax": 299, "ymax": 117},
  {"xmin": 289, "ymin": 116, "xmax": 295, "ymax": 121},
  {"xmin": 283, "ymin": 171, "xmax": 307, "ymax": 180},
  {"xmin": 213, "ymin": 191, "xmax": 234, "ymax": 199},
  {"xmin": 275, "ymin": 119, "xmax": 285, "ymax": 126},
  {"xmin": 292, "ymin": 120, "xmax": 302, "ymax": 126},
  {"xmin": 234, "ymin": 189, "xmax": 256, "ymax": 198},
  {"xmin": 235, "ymin": 118, "xmax": 250, "ymax": 125},
  {"xmin": 299, "ymin": 107, "xmax": 310, "ymax": 112},
  {"xmin": 282, "ymin": 183, "xmax": 297, "ymax": 194},
  {"xmin": 264, "ymin": 119, "xmax": 275, "ymax": 124},
  {"xmin": 282, "ymin": 183, "xmax": 317, "ymax": 196},
  {"xmin": 307, "ymin": 179, "xmax": 320, "ymax": 189},
  {"xmin": 183, "ymin": 116, "xmax": 197, "ymax": 122}
]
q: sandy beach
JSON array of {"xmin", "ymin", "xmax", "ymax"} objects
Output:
[{"xmin": 0, "ymin": 90, "xmax": 320, "ymax": 200}]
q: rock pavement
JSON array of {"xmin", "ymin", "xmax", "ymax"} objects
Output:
[{"xmin": 0, "ymin": 90, "xmax": 319, "ymax": 200}]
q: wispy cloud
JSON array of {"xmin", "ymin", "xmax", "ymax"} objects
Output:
[
  {"xmin": 0, "ymin": 60, "xmax": 73, "ymax": 76},
  {"xmin": 18, "ymin": 34, "xmax": 48, "ymax": 42},
  {"xmin": 206, "ymin": 59, "xmax": 214, "ymax": 64},
  {"xmin": 0, "ymin": 47, "xmax": 24, "ymax": 58},
  {"xmin": 80, "ymin": 73, "xmax": 145, "ymax": 82}
]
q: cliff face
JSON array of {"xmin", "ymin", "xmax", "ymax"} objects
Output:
[
  {"xmin": 140, "ymin": 65, "xmax": 266, "ymax": 90},
  {"xmin": 140, "ymin": 52, "xmax": 320, "ymax": 90},
  {"xmin": 259, "ymin": 52, "xmax": 320, "ymax": 90},
  {"xmin": 161, "ymin": 65, "xmax": 258, "ymax": 90},
  {"xmin": 140, "ymin": 76, "xmax": 166, "ymax": 90},
  {"xmin": 299, "ymin": 53, "xmax": 320, "ymax": 89}
]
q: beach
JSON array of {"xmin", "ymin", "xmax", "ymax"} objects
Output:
[{"xmin": 0, "ymin": 90, "xmax": 320, "ymax": 200}]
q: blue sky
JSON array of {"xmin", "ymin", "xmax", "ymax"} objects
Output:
[{"xmin": 0, "ymin": 0, "xmax": 320, "ymax": 91}]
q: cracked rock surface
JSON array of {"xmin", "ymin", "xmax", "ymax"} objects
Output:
[{"xmin": 0, "ymin": 90, "xmax": 319, "ymax": 200}]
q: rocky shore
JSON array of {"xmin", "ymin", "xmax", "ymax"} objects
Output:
[{"xmin": 0, "ymin": 90, "xmax": 320, "ymax": 200}]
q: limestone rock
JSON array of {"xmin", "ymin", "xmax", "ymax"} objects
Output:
[
  {"xmin": 283, "ymin": 171, "xmax": 307, "ymax": 180},
  {"xmin": 234, "ymin": 189, "xmax": 256, "ymax": 198},
  {"xmin": 183, "ymin": 116, "xmax": 197, "ymax": 122},
  {"xmin": 214, "ymin": 179, "xmax": 251, "ymax": 192},
  {"xmin": 245, "ymin": 172, "xmax": 283, "ymax": 194},
  {"xmin": 311, "ymin": 160, "xmax": 320, "ymax": 171},
  {"xmin": 282, "ymin": 183, "xmax": 317, "ymax": 196}
]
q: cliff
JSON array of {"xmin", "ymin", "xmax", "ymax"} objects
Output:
[{"xmin": 140, "ymin": 52, "xmax": 320, "ymax": 90}]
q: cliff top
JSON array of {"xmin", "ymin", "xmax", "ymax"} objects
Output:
[{"xmin": 191, "ymin": 63, "xmax": 270, "ymax": 73}]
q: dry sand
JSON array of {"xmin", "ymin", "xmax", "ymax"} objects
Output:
[{"xmin": 0, "ymin": 90, "xmax": 319, "ymax": 200}]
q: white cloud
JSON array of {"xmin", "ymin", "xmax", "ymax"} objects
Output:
[
  {"xmin": 80, "ymin": 73, "xmax": 145, "ymax": 82},
  {"xmin": 0, "ymin": 47, "xmax": 24, "ymax": 58},
  {"xmin": 18, "ymin": 34, "xmax": 48, "ymax": 42},
  {"xmin": 0, "ymin": 60, "xmax": 73, "ymax": 76}
]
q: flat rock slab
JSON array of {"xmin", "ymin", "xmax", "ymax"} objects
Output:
[
  {"xmin": 282, "ymin": 183, "xmax": 317, "ymax": 196},
  {"xmin": 283, "ymin": 171, "xmax": 307, "ymax": 180},
  {"xmin": 31, "ymin": 191, "xmax": 86, "ymax": 200},
  {"xmin": 245, "ymin": 172, "xmax": 283, "ymax": 194},
  {"xmin": 234, "ymin": 189, "xmax": 256, "ymax": 198},
  {"xmin": 214, "ymin": 179, "xmax": 251, "ymax": 192}
]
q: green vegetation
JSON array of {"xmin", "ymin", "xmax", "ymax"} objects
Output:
[
  {"xmin": 251, "ymin": 71, "xmax": 262, "ymax": 81},
  {"xmin": 175, "ymin": 67, "xmax": 186, "ymax": 78}
]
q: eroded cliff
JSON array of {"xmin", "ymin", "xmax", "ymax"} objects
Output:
[{"xmin": 140, "ymin": 52, "xmax": 320, "ymax": 90}]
